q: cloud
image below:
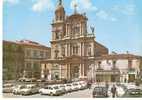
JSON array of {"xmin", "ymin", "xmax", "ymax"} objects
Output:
[
  {"xmin": 112, "ymin": 4, "xmax": 136, "ymax": 16},
  {"xmin": 96, "ymin": 10, "xmax": 108, "ymax": 20},
  {"xmin": 70, "ymin": 0, "xmax": 98, "ymax": 12},
  {"xmin": 4, "ymin": 0, "xmax": 19, "ymax": 5},
  {"xmin": 96, "ymin": 10, "xmax": 117, "ymax": 22},
  {"xmin": 32, "ymin": 0, "xmax": 54, "ymax": 13}
]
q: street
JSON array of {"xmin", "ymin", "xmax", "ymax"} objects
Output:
[
  {"xmin": 3, "ymin": 83, "xmax": 128, "ymax": 98},
  {"xmin": 3, "ymin": 89, "xmax": 93, "ymax": 98}
]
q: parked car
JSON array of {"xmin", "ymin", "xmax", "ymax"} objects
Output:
[
  {"xmin": 92, "ymin": 86, "xmax": 108, "ymax": 98},
  {"xmin": 39, "ymin": 85, "xmax": 64, "ymax": 96},
  {"xmin": 122, "ymin": 88, "xmax": 142, "ymax": 97},
  {"xmin": 18, "ymin": 78, "xmax": 36, "ymax": 82},
  {"xmin": 57, "ymin": 84, "xmax": 66, "ymax": 93},
  {"xmin": 20, "ymin": 84, "xmax": 39, "ymax": 95},
  {"xmin": 37, "ymin": 79, "xmax": 46, "ymax": 82},
  {"xmin": 73, "ymin": 82, "xmax": 83, "ymax": 90},
  {"xmin": 71, "ymin": 83, "xmax": 80, "ymax": 91},
  {"xmin": 64, "ymin": 84, "xmax": 72, "ymax": 92},
  {"xmin": 75, "ymin": 81, "xmax": 87, "ymax": 90},
  {"xmin": 18, "ymin": 78, "xmax": 31, "ymax": 82},
  {"xmin": 3, "ymin": 83, "xmax": 14, "ymax": 93},
  {"xmin": 12, "ymin": 85, "xmax": 26, "ymax": 95}
]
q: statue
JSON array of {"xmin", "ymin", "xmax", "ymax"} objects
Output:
[
  {"xmin": 59, "ymin": 0, "xmax": 62, "ymax": 5},
  {"xmin": 90, "ymin": 26, "xmax": 95, "ymax": 34}
]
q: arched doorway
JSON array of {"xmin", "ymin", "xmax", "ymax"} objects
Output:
[{"xmin": 70, "ymin": 64, "xmax": 80, "ymax": 80}]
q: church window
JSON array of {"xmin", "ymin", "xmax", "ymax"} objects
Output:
[
  {"xmin": 73, "ymin": 45, "xmax": 78, "ymax": 55},
  {"xmin": 97, "ymin": 61, "xmax": 102, "ymax": 70},
  {"xmin": 128, "ymin": 60, "xmax": 132, "ymax": 68},
  {"xmin": 74, "ymin": 23, "xmax": 80, "ymax": 34},
  {"xmin": 55, "ymin": 32, "xmax": 59, "ymax": 39},
  {"xmin": 54, "ymin": 50, "xmax": 59, "ymax": 59},
  {"xmin": 88, "ymin": 45, "xmax": 91, "ymax": 56},
  {"xmin": 61, "ymin": 46, "xmax": 65, "ymax": 57}
]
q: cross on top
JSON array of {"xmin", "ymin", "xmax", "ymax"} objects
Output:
[
  {"xmin": 74, "ymin": 3, "xmax": 77, "ymax": 14},
  {"xmin": 59, "ymin": 0, "xmax": 62, "ymax": 5}
]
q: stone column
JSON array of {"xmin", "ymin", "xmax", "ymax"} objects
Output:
[
  {"xmin": 65, "ymin": 25, "xmax": 67, "ymax": 37},
  {"xmin": 82, "ymin": 64, "xmax": 85, "ymax": 78},
  {"xmin": 82, "ymin": 43, "xmax": 84, "ymax": 56},
  {"xmin": 41, "ymin": 64, "xmax": 45, "ymax": 79},
  {"xmin": 68, "ymin": 64, "xmax": 71, "ymax": 80},
  {"xmin": 60, "ymin": 64, "xmax": 62, "ymax": 79},
  {"xmin": 79, "ymin": 64, "xmax": 82, "ymax": 78},
  {"xmin": 81, "ymin": 42, "xmax": 82, "ymax": 56},
  {"xmin": 80, "ymin": 23, "xmax": 82, "ymax": 35}
]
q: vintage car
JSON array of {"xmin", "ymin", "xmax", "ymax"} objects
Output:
[
  {"xmin": 92, "ymin": 86, "xmax": 108, "ymax": 98},
  {"xmin": 12, "ymin": 85, "xmax": 26, "ymax": 95},
  {"xmin": 3, "ymin": 83, "xmax": 14, "ymax": 93},
  {"xmin": 20, "ymin": 84, "xmax": 39, "ymax": 95},
  {"xmin": 39, "ymin": 85, "xmax": 65, "ymax": 96}
]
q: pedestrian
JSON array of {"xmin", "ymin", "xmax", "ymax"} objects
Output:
[
  {"xmin": 124, "ymin": 78, "xmax": 127, "ymax": 83},
  {"xmin": 111, "ymin": 84, "xmax": 117, "ymax": 98},
  {"xmin": 87, "ymin": 81, "xmax": 91, "ymax": 89},
  {"xmin": 105, "ymin": 81, "xmax": 109, "ymax": 90}
]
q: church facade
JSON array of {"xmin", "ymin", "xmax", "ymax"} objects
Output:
[
  {"xmin": 41, "ymin": 0, "xmax": 108, "ymax": 81},
  {"xmin": 40, "ymin": 0, "xmax": 142, "ymax": 82}
]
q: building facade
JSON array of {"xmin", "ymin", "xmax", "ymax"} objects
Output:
[
  {"xmin": 90, "ymin": 54, "xmax": 142, "ymax": 82},
  {"xmin": 16, "ymin": 40, "xmax": 51, "ymax": 79},
  {"xmin": 3, "ymin": 40, "xmax": 51, "ymax": 80},
  {"xmin": 40, "ymin": 0, "xmax": 142, "ymax": 82},
  {"xmin": 41, "ymin": 0, "xmax": 108, "ymax": 81},
  {"xmin": 3, "ymin": 40, "xmax": 24, "ymax": 80}
]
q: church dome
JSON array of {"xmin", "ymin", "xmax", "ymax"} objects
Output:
[
  {"xmin": 55, "ymin": 5, "xmax": 65, "ymax": 13},
  {"xmin": 55, "ymin": 0, "xmax": 65, "ymax": 13}
]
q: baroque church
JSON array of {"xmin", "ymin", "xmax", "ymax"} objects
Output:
[{"xmin": 41, "ymin": 0, "xmax": 142, "ymax": 82}]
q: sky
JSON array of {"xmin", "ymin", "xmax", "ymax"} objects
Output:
[{"xmin": 3, "ymin": 0, "xmax": 142, "ymax": 55}]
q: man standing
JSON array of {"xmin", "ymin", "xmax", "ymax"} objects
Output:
[{"xmin": 111, "ymin": 84, "xmax": 117, "ymax": 98}]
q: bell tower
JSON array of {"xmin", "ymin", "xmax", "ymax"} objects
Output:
[
  {"xmin": 52, "ymin": 0, "xmax": 66, "ymax": 41},
  {"xmin": 55, "ymin": 0, "xmax": 65, "ymax": 22}
]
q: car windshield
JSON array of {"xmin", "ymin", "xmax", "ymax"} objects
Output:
[
  {"xmin": 67, "ymin": 84, "xmax": 71, "ymax": 86},
  {"xmin": 44, "ymin": 87, "xmax": 49, "ymax": 89},
  {"xmin": 73, "ymin": 84, "xmax": 78, "ymax": 86},
  {"xmin": 54, "ymin": 86, "xmax": 59, "ymax": 89},
  {"xmin": 60, "ymin": 85, "xmax": 65, "ymax": 87},
  {"xmin": 94, "ymin": 87, "xmax": 106, "ymax": 92},
  {"xmin": 127, "ymin": 89, "xmax": 142, "ymax": 94},
  {"xmin": 20, "ymin": 86, "xmax": 26, "ymax": 89}
]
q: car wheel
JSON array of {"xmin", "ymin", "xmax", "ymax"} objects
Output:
[{"xmin": 50, "ymin": 92, "xmax": 54, "ymax": 96}]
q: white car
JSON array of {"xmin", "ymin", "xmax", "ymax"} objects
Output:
[
  {"xmin": 12, "ymin": 85, "xmax": 26, "ymax": 95},
  {"xmin": 3, "ymin": 83, "xmax": 14, "ymax": 93},
  {"xmin": 20, "ymin": 84, "xmax": 39, "ymax": 95},
  {"xmin": 73, "ymin": 82, "xmax": 83, "ymax": 90},
  {"xmin": 75, "ymin": 81, "xmax": 87, "ymax": 90},
  {"xmin": 70, "ymin": 83, "xmax": 79, "ymax": 91},
  {"xmin": 39, "ymin": 85, "xmax": 64, "ymax": 96},
  {"xmin": 57, "ymin": 84, "xmax": 66, "ymax": 93},
  {"xmin": 78, "ymin": 81, "xmax": 88, "ymax": 89},
  {"xmin": 64, "ymin": 84, "xmax": 72, "ymax": 92}
]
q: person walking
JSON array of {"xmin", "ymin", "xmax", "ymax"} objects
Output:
[
  {"xmin": 111, "ymin": 84, "xmax": 117, "ymax": 98},
  {"xmin": 105, "ymin": 81, "xmax": 109, "ymax": 90}
]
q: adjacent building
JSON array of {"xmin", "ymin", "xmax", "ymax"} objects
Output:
[
  {"xmin": 3, "ymin": 40, "xmax": 24, "ymax": 80},
  {"xmin": 89, "ymin": 54, "xmax": 142, "ymax": 82},
  {"xmin": 16, "ymin": 40, "xmax": 51, "ymax": 79},
  {"xmin": 3, "ymin": 40, "xmax": 51, "ymax": 80}
]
